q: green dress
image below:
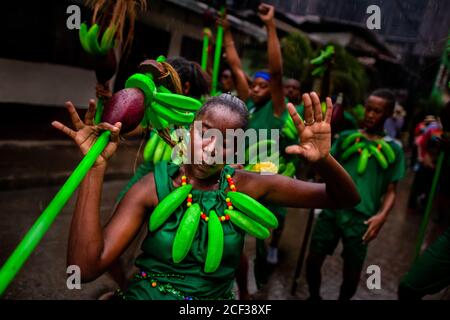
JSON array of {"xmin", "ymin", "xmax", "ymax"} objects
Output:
[{"xmin": 123, "ymin": 161, "xmax": 244, "ymax": 300}]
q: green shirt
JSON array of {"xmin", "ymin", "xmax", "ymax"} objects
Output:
[
  {"xmin": 332, "ymin": 130, "xmax": 406, "ymax": 217},
  {"xmin": 124, "ymin": 161, "xmax": 244, "ymax": 300}
]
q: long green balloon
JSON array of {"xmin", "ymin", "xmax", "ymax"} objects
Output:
[
  {"xmin": 0, "ymin": 131, "xmax": 111, "ymax": 296},
  {"xmin": 201, "ymin": 28, "xmax": 210, "ymax": 71},
  {"xmin": 413, "ymin": 151, "xmax": 445, "ymax": 261},
  {"xmin": 211, "ymin": 7, "xmax": 225, "ymax": 96}
]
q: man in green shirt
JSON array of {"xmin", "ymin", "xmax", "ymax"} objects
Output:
[{"xmin": 306, "ymin": 89, "xmax": 406, "ymax": 300}]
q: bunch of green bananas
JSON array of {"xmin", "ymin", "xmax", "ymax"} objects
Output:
[
  {"xmin": 124, "ymin": 72, "xmax": 201, "ymax": 130},
  {"xmin": 143, "ymin": 132, "xmax": 173, "ymax": 164},
  {"xmin": 149, "ymin": 184, "xmax": 278, "ymax": 273},
  {"xmin": 340, "ymin": 132, "xmax": 396, "ymax": 175},
  {"xmin": 310, "ymin": 45, "xmax": 335, "ymax": 77},
  {"xmin": 79, "ymin": 23, "xmax": 116, "ymax": 56},
  {"xmin": 278, "ymin": 159, "xmax": 296, "ymax": 177},
  {"xmin": 282, "ymin": 114, "xmax": 298, "ymax": 140},
  {"xmin": 243, "ymin": 139, "xmax": 297, "ymax": 177}
]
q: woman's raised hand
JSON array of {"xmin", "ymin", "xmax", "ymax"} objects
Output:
[
  {"xmin": 285, "ymin": 92, "xmax": 333, "ymax": 163},
  {"xmin": 52, "ymin": 99, "xmax": 122, "ymax": 167}
]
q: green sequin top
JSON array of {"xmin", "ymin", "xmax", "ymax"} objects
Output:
[{"xmin": 123, "ymin": 161, "xmax": 245, "ymax": 300}]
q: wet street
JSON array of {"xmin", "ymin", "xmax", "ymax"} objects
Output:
[{"xmin": 0, "ymin": 169, "xmax": 449, "ymax": 300}]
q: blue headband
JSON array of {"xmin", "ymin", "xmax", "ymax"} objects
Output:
[{"xmin": 253, "ymin": 71, "xmax": 270, "ymax": 82}]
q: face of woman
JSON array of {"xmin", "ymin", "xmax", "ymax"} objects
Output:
[
  {"xmin": 250, "ymin": 77, "xmax": 271, "ymax": 105},
  {"xmin": 220, "ymin": 70, "xmax": 234, "ymax": 92},
  {"xmin": 189, "ymin": 107, "xmax": 242, "ymax": 179}
]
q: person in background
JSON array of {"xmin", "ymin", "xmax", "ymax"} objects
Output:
[
  {"xmin": 284, "ymin": 78, "xmax": 302, "ymax": 106},
  {"xmin": 384, "ymin": 103, "xmax": 406, "ymax": 140},
  {"xmin": 306, "ymin": 88, "xmax": 405, "ymax": 300},
  {"xmin": 398, "ymin": 100, "xmax": 450, "ymax": 300}
]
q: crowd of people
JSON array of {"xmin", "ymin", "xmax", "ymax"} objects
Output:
[{"xmin": 51, "ymin": 3, "xmax": 449, "ymax": 300}]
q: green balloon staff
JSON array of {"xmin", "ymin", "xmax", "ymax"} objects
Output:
[
  {"xmin": 201, "ymin": 28, "xmax": 211, "ymax": 71},
  {"xmin": 0, "ymin": 130, "xmax": 111, "ymax": 296},
  {"xmin": 413, "ymin": 151, "xmax": 445, "ymax": 261},
  {"xmin": 211, "ymin": 6, "xmax": 226, "ymax": 96}
]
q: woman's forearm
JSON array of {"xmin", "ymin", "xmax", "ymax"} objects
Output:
[
  {"xmin": 67, "ymin": 164, "xmax": 107, "ymax": 280},
  {"xmin": 224, "ymin": 29, "xmax": 249, "ymax": 100},
  {"xmin": 266, "ymin": 21, "xmax": 282, "ymax": 78},
  {"xmin": 265, "ymin": 21, "xmax": 285, "ymax": 116},
  {"xmin": 312, "ymin": 155, "xmax": 361, "ymax": 207}
]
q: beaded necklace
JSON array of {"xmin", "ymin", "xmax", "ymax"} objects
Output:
[{"xmin": 181, "ymin": 174, "xmax": 235, "ymax": 223}]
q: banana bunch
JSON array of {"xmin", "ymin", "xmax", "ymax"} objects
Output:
[
  {"xmin": 143, "ymin": 132, "xmax": 173, "ymax": 164},
  {"xmin": 282, "ymin": 113, "xmax": 298, "ymax": 140},
  {"xmin": 124, "ymin": 72, "xmax": 201, "ymax": 130},
  {"xmin": 79, "ymin": 23, "xmax": 116, "ymax": 56},
  {"xmin": 310, "ymin": 45, "xmax": 335, "ymax": 77},
  {"xmin": 243, "ymin": 139, "xmax": 297, "ymax": 177},
  {"xmin": 340, "ymin": 132, "xmax": 396, "ymax": 175},
  {"xmin": 149, "ymin": 185, "xmax": 277, "ymax": 273}
]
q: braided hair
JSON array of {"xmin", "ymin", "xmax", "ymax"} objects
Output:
[
  {"xmin": 166, "ymin": 57, "xmax": 211, "ymax": 99},
  {"xmin": 197, "ymin": 93, "xmax": 249, "ymax": 128}
]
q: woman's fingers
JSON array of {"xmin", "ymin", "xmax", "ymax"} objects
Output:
[
  {"xmin": 97, "ymin": 122, "xmax": 122, "ymax": 142},
  {"xmin": 65, "ymin": 101, "xmax": 84, "ymax": 130},
  {"xmin": 325, "ymin": 97, "xmax": 333, "ymax": 124},
  {"xmin": 310, "ymin": 92, "xmax": 323, "ymax": 122},
  {"xmin": 287, "ymin": 103, "xmax": 305, "ymax": 134},
  {"xmin": 285, "ymin": 145, "xmax": 305, "ymax": 156},
  {"xmin": 302, "ymin": 93, "xmax": 314, "ymax": 125},
  {"xmin": 84, "ymin": 99, "xmax": 96, "ymax": 125},
  {"xmin": 52, "ymin": 121, "xmax": 76, "ymax": 139}
]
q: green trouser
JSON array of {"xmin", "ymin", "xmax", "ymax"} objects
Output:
[
  {"xmin": 399, "ymin": 227, "xmax": 450, "ymax": 299},
  {"xmin": 309, "ymin": 209, "xmax": 369, "ymax": 269}
]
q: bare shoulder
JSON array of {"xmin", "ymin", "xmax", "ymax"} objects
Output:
[
  {"xmin": 232, "ymin": 169, "xmax": 271, "ymax": 199},
  {"xmin": 122, "ymin": 172, "xmax": 158, "ymax": 209}
]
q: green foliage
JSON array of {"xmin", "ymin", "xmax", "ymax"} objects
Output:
[
  {"xmin": 329, "ymin": 44, "xmax": 368, "ymax": 108},
  {"xmin": 281, "ymin": 32, "xmax": 313, "ymax": 82}
]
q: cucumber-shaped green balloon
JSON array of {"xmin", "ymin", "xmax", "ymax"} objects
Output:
[
  {"xmin": 204, "ymin": 211, "xmax": 224, "ymax": 273},
  {"xmin": 154, "ymin": 92, "xmax": 202, "ymax": 112},
  {"xmin": 341, "ymin": 131, "xmax": 365, "ymax": 150},
  {"xmin": 227, "ymin": 192, "xmax": 278, "ymax": 229},
  {"xmin": 87, "ymin": 24, "xmax": 103, "ymax": 56},
  {"xmin": 151, "ymin": 102, "xmax": 195, "ymax": 125},
  {"xmin": 149, "ymin": 184, "xmax": 192, "ymax": 232},
  {"xmin": 153, "ymin": 139, "xmax": 167, "ymax": 164},
  {"xmin": 125, "ymin": 73, "xmax": 168, "ymax": 129},
  {"xmin": 225, "ymin": 209, "xmax": 270, "ymax": 240},
  {"xmin": 278, "ymin": 162, "xmax": 286, "ymax": 173},
  {"xmin": 341, "ymin": 141, "xmax": 366, "ymax": 161},
  {"xmin": 367, "ymin": 144, "xmax": 388, "ymax": 169},
  {"xmin": 357, "ymin": 148, "xmax": 370, "ymax": 175},
  {"xmin": 79, "ymin": 23, "xmax": 92, "ymax": 54},
  {"xmin": 125, "ymin": 73, "xmax": 156, "ymax": 103},
  {"xmin": 172, "ymin": 203, "xmax": 201, "ymax": 263},
  {"xmin": 143, "ymin": 132, "xmax": 161, "ymax": 162},
  {"xmin": 376, "ymin": 139, "xmax": 396, "ymax": 164},
  {"xmin": 282, "ymin": 126, "xmax": 297, "ymax": 140},
  {"xmin": 281, "ymin": 161, "xmax": 296, "ymax": 177},
  {"xmin": 100, "ymin": 25, "xmax": 116, "ymax": 54},
  {"xmin": 162, "ymin": 143, "xmax": 173, "ymax": 162}
]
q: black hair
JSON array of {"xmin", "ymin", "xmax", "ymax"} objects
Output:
[
  {"xmin": 196, "ymin": 94, "xmax": 249, "ymax": 128},
  {"xmin": 166, "ymin": 56, "xmax": 211, "ymax": 99},
  {"xmin": 369, "ymin": 88, "xmax": 396, "ymax": 115}
]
